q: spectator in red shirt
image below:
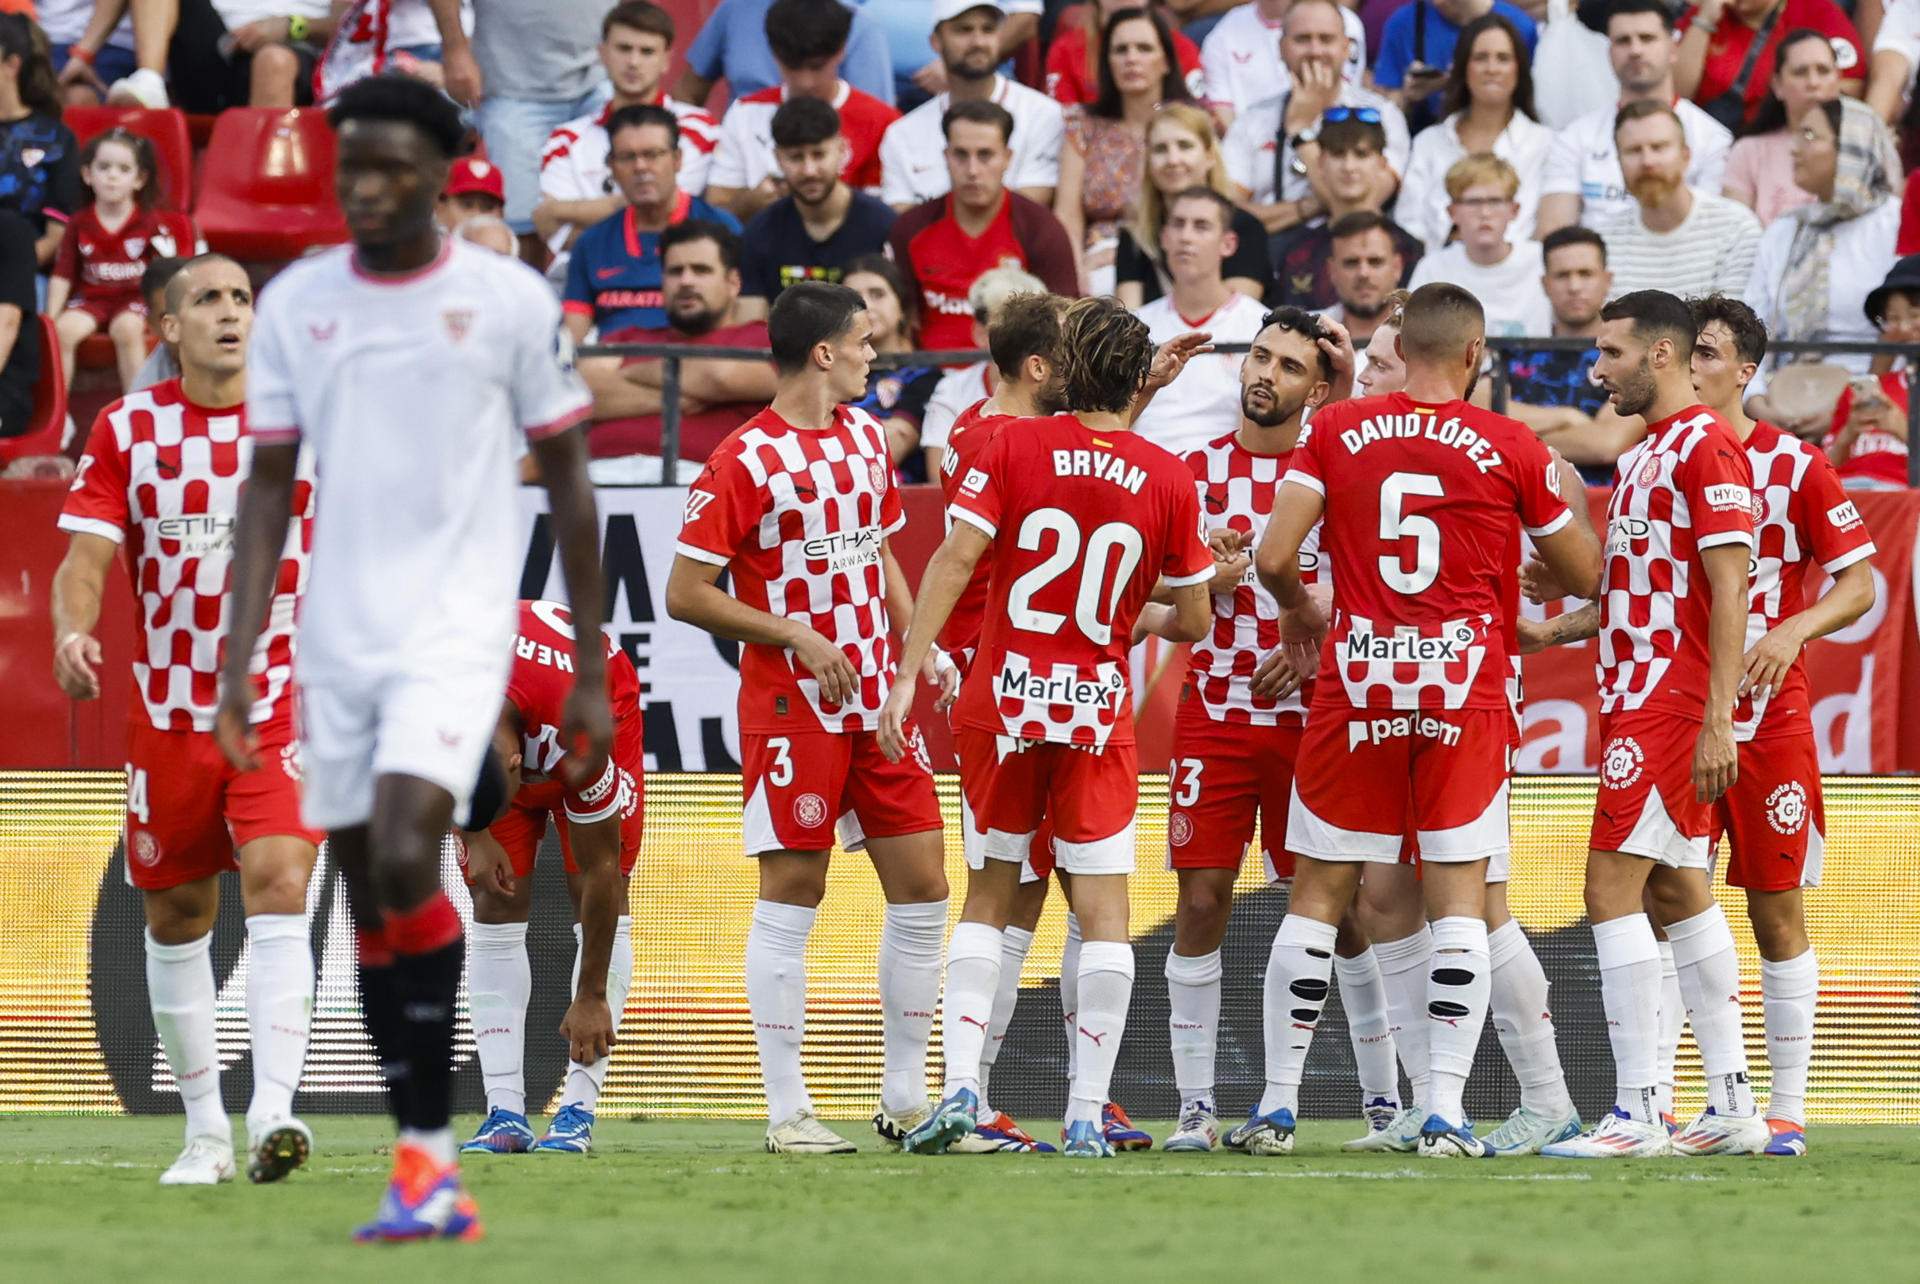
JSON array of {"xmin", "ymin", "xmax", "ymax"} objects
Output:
[
  {"xmin": 1676, "ymin": 0, "xmax": 1866, "ymax": 131},
  {"xmin": 1046, "ymin": 0, "xmax": 1203, "ymax": 107},
  {"xmin": 1823, "ymin": 254, "xmax": 1919, "ymax": 487},
  {"xmin": 47, "ymin": 128, "xmax": 198, "ymax": 393},
  {"xmin": 585, "ymin": 219, "xmax": 778, "ymax": 483},
  {"xmin": 888, "ymin": 99, "xmax": 1079, "ymax": 355}
]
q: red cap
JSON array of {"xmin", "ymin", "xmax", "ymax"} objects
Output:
[{"xmin": 444, "ymin": 156, "xmax": 505, "ymax": 203}]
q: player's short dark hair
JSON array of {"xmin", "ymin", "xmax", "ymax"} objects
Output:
[
  {"xmin": 603, "ymin": 0, "xmax": 675, "ymax": 43},
  {"xmin": 1543, "ymin": 224, "xmax": 1607, "ymax": 268},
  {"xmin": 1328, "ymin": 209, "xmax": 1394, "ymax": 245},
  {"xmin": 161, "ymin": 252, "xmax": 245, "ymax": 315},
  {"xmin": 770, "ymin": 96, "xmax": 843, "ymax": 150},
  {"xmin": 1056, "ymin": 297, "xmax": 1154, "ymax": 413},
  {"xmin": 607, "ymin": 102, "xmax": 680, "ymax": 149},
  {"xmin": 1399, "ymin": 282, "xmax": 1486, "ymax": 362},
  {"xmin": 1260, "ymin": 305, "xmax": 1334, "ymax": 380},
  {"xmin": 1601, "ymin": 289, "xmax": 1698, "ymax": 352},
  {"xmin": 660, "ymin": 218, "xmax": 742, "ymax": 272},
  {"xmin": 328, "ymin": 71, "xmax": 466, "ymax": 159},
  {"xmin": 1319, "ymin": 115, "xmax": 1389, "ymax": 156},
  {"xmin": 1165, "ymin": 185, "xmax": 1236, "ymax": 228},
  {"xmin": 766, "ymin": 0, "xmax": 854, "ymax": 66},
  {"xmin": 1690, "ymin": 294, "xmax": 1769, "ymax": 367},
  {"xmin": 142, "ymin": 255, "xmax": 189, "ymax": 304},
  {"xmin": 769, "ymin": 281, "xmax": 866, "ymax": 375},
  {"xmin": 1606, "ymin": 0, "xmax": 1674, "ymax": 33},
  {"xmin": 1614, "ymin": 96, "xmax": 1683, "ymax": 141},
  {"xmin": 987, "ymin": 291, "xmax": 1065, "ymax": 379},
  {"xmin": 942, "ymin": 98, "xmax": 1015, "ymax": 146}
]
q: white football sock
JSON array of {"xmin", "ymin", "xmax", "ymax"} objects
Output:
[
  {"xmin": 879, "ymin": 899, "xmax": 948, "ymax": 1115},
  {"xmin": 559, "ymin": 916, "xmax": 633, "ymax": 1113},
  {"xmin": 1487, "ymin": 918, "xmax": 1574, "ymax": 1118},
  {"xmin": 1166, "ymin": 948, "xmax": 1222, "ymax": 1113},
  {"xmin": 1425, "ymin": 916, "xmax": 1490, "ymax": 1128},
  {"xmin": 1760, "ymin": 949, "xmax": 1817, "ymax": 1127},
  {"xmin": 747, "ymin": 899, "xmax": 816, "ymax": 1123},
  {"xmin": 1594, "ymin": 914, "xmax": 1662, "ymax": 1123},
  {"xmin": 242, "ymin": 913, "xmax": 313, "ymax": 1128},
  {"xmin": 146, "ymin": 929, "xmax": 228, "ymax": 1144},
  {"xmin": 1655, "ymin": 939, "xmax": 1682, "ymax": 1120},
  {"xmin": 1668, "ymin": 904, "xmax": 1755, "ymax": 1117},
  {"xmin": 939, "ymin": 921, "xmax": 1003, "ymax": 1100},
  {"xmin": 1374, "ymin": 925, "xmax": 1433, "ymax": 1105},
  {"xmin": 1060, "ymin": 912, "xmax": 1083, "ymax": 1083},
  {"xmin": 976, "ymin": 925, "xmax": 1034, "ymax": 1119},
  {"xmin": 1067, "ymin": 940, "xmax": 1133, "ymax": 1128},
  {"xmin": 466, "ymin": 920, "xmax": 531, "ymax": 1117},
  {"xmin": 1258, "ymin": 915, "xmax": 1337, "ymax": 1117},
  {"xmin": 1333, "ymin": 947, "xmax": 1397, "ymax": 1108}
]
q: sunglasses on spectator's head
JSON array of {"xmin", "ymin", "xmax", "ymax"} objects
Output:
[{"xmin": 1323, "ymin": 106, "xmax": 1383, "ymax": 125}]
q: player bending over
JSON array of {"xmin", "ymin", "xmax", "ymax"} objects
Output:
[
  {"xmin": 666, "ymin": 281, "xmax": 949, "ymax": 1156},
  {"xmin": 1251, "ymin": 283, "xmax": 1602, "ymax": 1159},
  {"xmin": 219, "ymin": 74, "xmax": 610, "ymax": 1240},
  {"xmin": 460, "ymin": 600, "xmax": 646, "ymax": 1157},
  {"xmin": 55, "ymin": 253, "xmax": 322, "ymax": 1187},
  {"xmin": 880, "ymin": 296, "xmax": 1215, "ymax": 1158}
]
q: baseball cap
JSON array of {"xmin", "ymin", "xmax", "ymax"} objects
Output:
[
  {"xmin": 932, "ymin": 0, "xmax": 1005, "ymax": 25},
  {"xmin": 444, "ymin": 156, "xmax": 505, "ymax": 203}
]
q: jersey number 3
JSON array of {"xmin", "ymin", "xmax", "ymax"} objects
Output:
[
  {"xmin": 1005, "ymin": 507, "xmax": 1145, "ymax": 645},
  {"xmin": 1379, "ymin": 472, "xmax": 1442, "ymax": 595}
]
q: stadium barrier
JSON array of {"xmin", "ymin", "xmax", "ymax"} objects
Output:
[{"xmin": 3, "ymin": 770, "xmax": 1916, "ymax": 1124}]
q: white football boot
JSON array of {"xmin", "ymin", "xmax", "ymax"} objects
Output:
[
  {"xmin": 1671, "ymin": 1108, "xmax": 1771, "ymax": 1157},
  {"xmin": 1540, "ymin": 1108, "xmax": 1673, "ymax": 1158},
  {"xmin": 246, "ymin": 1115, "xmax": 313, "ymax": 1183},
  {"xmin": 160, "ymin": 1134, "xmax": 236, "ymax": 1185},
  {"xmin": 766, "ymin": 1109, "xmax": 857, "ymax": 1155},
  {"xmin": 1481, "ymin": 1105, "xmax": 1583, "ymax": 1156}
]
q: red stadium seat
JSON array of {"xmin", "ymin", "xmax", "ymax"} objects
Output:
[
  {"xmin": 0, "ymin": 315, "xmax": 69, "ymax": 469},
  {"xmin": 63, "ymin": 106, "xmax": 196, "ymax": 211},
  {"xmin": 194, "ymin": 108, "xmax": 347, "ymax": 261}
]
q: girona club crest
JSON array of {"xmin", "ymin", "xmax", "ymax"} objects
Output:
[
  {"xmin": 793, "ymin": 792, "xmax": 828, "ymax": 830},
  {"xmin": 1168, "ymin": 812, "xmax": 1193, "ymax": 847},
  {"xmin": 131, "ymin": 830, "xmax": 161, "ymax": 868},
  {"xmin": 1601, "ymin": 737, "xmax": 1645, "ymax": 789},
  {"xmin": 1766, "ymin": 781, "xmax": 1809, "ymax": 835},
  {"xmin": 1636, "ymin": 453, "xmax": 1660, "ymax": 488}
]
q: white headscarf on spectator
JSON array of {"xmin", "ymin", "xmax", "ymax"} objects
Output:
[{"xmin": 1778, "ymin": 97, "xmax": 1898, "ymax": 352}]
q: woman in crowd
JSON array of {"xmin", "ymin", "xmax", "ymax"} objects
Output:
[
  {"xmin": 1822, "ymin": 255, "xmax": 1917, "ymax": 487},
  {"xmin": 1046, "ymin": 0, "xmax": 1202, "ymax": 107},
  {"xmin": 1113, "ymin": 102, "xmax": 1270, "ymax": 308},
  {"xmin": 1723, "ymin": 29, "xmax": 1863, "ymax": 224},
  {"xmin": 1394, "ymin": 13, "xmax": 1550, "ymax": 254},
  {"xmin": 1055, "ymin": 6, "xmax": 1191, "ymax": 295},
  {"xmin": 0, "ymin": 15, "xmax": 79, "ymax": 268},
  {"xmin": 842, "ymin": 255, "xmax": 943, "ymax": 476}
]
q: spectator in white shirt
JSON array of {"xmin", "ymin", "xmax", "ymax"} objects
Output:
[
  {"xmin": 1198, "ymin": 0, "xmax": 1366, "ymax": 134},
  {"xmin": 1867, "ymin": 0, "xmax": 1920, "ymax": 122},
  {"xmin": 1747, "ymin": 96, "xmax": 1903, "ymax": 427},
  {"xmin": 1536, "ymin": 0, "xmax": 1733, "ymax": 235},
  {"xmin": 1594, "ymin": 100, "xmax": 1763, "ymax": 298},
  {"xmin": 1408, "ymin": 154, "xmax": 1552, "ymax": 338},
  {"xmin": 878, "ymin": 0, "xmax": 1065, "ymax": 209},
  {"xmin": 1397, "ymin": 13, "xmax": 1552, "ymax": 254},
  {"xmin": 1130, "ymin": 186, "xmax": 1272, "ymax": 454},
  {"xmin": 1222, "ymin": 0, "xmax": 1409, "ymax": 237}
]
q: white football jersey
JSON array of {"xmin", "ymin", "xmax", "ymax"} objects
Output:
[{"xmin": 248, "ymin": 239, "xmax": 591, "ymax": 684}]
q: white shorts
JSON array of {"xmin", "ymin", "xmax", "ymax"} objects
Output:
[
  {"xmin": 960, "ymin": 796, "xmax": 1047, "ymax": 882},
  {"xmin": 297, "ymin": 659, "xmax": 510, "ymax": 831}
]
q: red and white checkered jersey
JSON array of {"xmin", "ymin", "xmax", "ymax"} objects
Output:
[
  {"xmin": 58, "ymin": 379, "xmax": 313, "ymax": 733},
  {"xmin": 503, "ymin": 600, "xmax": 644, "ymax": 823},
  {"xmin": 1286, "ymin": 393, "xmax": 1571, "ymax": 712},
  {"xmin": 675, "ymin": 404, "xmax": 905, "ymax": 733},
  {"xmin": 950, "ymin": 414, "xmax": 1213, "ymax": 750},
  {"xmin": 708, "ymin": 81, "xmax": 897, "ymax": 193},
  {"xmin": 935, "ymin": 396, "xmax": 1010, "ymax": 668},
  {"xmin": 1733, "ymin": 420, "xmax": 1876, "ymax": 740},
  {"xmin": 539, "ymin": 95, "xmax": 720, "ymax": 255},
  {"xmin": 1598, "ymin": 406, "xmax": 1757, "ymax": 717},
  {"xmin": 1182, "ymin": 432, "xmax": 1324, "ymax": 724}
]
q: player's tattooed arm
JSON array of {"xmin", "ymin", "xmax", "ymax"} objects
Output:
[
  {"xmin": 216, "ymin": 439, "xmax": 299, "ymax": 771},
  {"xmin": 876, "ymin": 520, "xmax": 991, "ymax": 762},
  {"xmin": 1516, "ymin": 601, "xmax": 1598, "ymax": 653},
  {"xmin": 1742, "ymin": 557, "xmax": 1875, "ymax": 699},
  {"xmin": 561, "ymin": 813, "xmax": 622, "ymax": 1065},
  {"xmin": 666, "ymin": 555, "xmax": 860, "ymax": 704},
  {"xmin": 532, "ymin": 426, "xmax": 613, "ymax": 788},
  {"xmin": 51, "ymin": 531, "xmax": 116, "ymax": 700}
]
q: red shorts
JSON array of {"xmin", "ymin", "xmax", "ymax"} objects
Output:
[
  {"xmin": 955, "ymin": 727, "xmax": 1137, "ymax": 876},
  {"xmin": 740, "ymin": 725, "xmax": 942, "ymax": 856},
  {"xmin": 460, "ymin": 709, "xmax": 645, "ymax": 880},
  {"xmin": 65, "ymin": 295, "xmax": 144, "ymax": 330},
  {"xmin": 1288, "ymin": 706, "xmax": 1510, "ymax": 864},
  {"xmin": 1167, "ymin": 707, "xmax": 1301, "ymax": 883},
  {"xmin": 1711, "ymin": 732, "xmax": 1824, "ymax": 891},
  {"xmin": 950, "ymin": 708, "xmax": 1053, "ymax": 881},
  {"xmin": 123, "ymin": 718, "xmax": 322, "ymax": 891},
  {"xmin": 1591, "ymin": 710, "xmax": 1713, "ymax": 868}
]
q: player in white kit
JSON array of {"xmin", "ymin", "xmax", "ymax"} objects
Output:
[{"xmin": 217, "ymin": 75, "xmax": 611, "ymax": 1244}]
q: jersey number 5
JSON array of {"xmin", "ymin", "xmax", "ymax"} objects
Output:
[
  {"xmin": 1005, "ymin": 508, "xmax": 1145, "ymax": 645},
  {"xmin": 1379, "ymin": 471, "xmax": 1442, "ymax": 595}
]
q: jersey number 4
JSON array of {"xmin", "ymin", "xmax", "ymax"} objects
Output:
[
  {"xmin": 1379, "ymin": 472, "xmax": 1442, "ymax": 595},
  {"xmin": 1006, "ymin": 507, "xmax": 1145, "ymax": 645}
]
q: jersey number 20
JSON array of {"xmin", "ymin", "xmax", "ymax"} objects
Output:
[{"xmin": 1005, "ymin": 508, "xmax": 1145, "ymax": 645}]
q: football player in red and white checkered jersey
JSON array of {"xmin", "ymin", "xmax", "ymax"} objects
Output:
[
  {"xmin": 456, "ymin": 600, "xmax": 647, "ymax": 1158},
  {"xmin": 880, "ymin": 296, "xmax": 1215, "ymax": 1159},
  {"xmin": 1253, "ymin": 282, "xmax": 1602, "ymax": 1160},
  {"xmin": 1679, "ymin": 298, "xmax": 1874, "ymax": 1158},
  {"xmin": 51, "ymin": 254, "xmax": 323, "ymax": 1189},
  {"xmin": 666, "ymin": 281, "xmax": 948, "ymax": 1157},
  {"xmin": 1516, "ymin": 290, "xmax": 1764, "ymax": 1161}
]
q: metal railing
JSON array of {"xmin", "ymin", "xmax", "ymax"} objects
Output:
[{"xmin": 582, "ymin": 336, "xmax": 1920, "ymax": 487}]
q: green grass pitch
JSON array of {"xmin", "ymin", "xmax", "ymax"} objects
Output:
[{"xmin": 4, "ymin": 1116, "xmax": 1916, "ymax": 1282}]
